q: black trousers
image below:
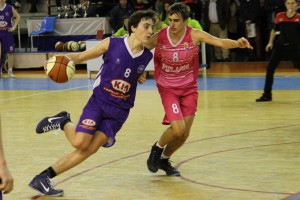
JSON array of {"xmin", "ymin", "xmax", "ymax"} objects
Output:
[{"xmin": 263, "ymin": 43, "xmax": 300, "ymax": 94}]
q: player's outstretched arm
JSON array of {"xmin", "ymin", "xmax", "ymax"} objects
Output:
[
  {"xmin": 191, "ymin": 29, "xmax": 253, "ymax": 49},
  {"xmin": 65, "ymin": 37, "xmax": 110, "ymax": 64}
]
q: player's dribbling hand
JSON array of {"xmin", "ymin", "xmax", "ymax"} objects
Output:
[
  {"xmin": 138, "ymin": 72, "xmax": 147, "ymax": 84},
  {"xmin": 237, "ymin": 37, "xmax": 253, "ymax": 49}
]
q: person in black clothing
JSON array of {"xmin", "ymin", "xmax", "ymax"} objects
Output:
[
  {"xmin": 256, "ymin": 0, "xmax": 300, "ymax": 102},
  {"xmin": 109, "ymin": 0, "xmax": 134, "ymax": 32}
]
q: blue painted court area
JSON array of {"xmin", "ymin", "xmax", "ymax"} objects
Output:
[
  {"xmin": 0, "ymin": 76, "xmax": 299, "ymax": 90},
  {"xmin": 287, "ymin": 195, "xmax": 300, "ymax": 200}
]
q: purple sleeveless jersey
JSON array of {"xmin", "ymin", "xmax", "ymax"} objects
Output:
[
  {"xmin": 0, "ymin": 4, "xmax": 15, "ymax": 54},
  {"xmin": 76, "ymin": 37, "xmax": 152, "ymax": 146},
  {"xmin": 0, "ymin": 4, "xmax": 13, "ymax": 30},
  {"xmin": 92, "ymin": 36, "xmax": 153, "ymax": 109}
]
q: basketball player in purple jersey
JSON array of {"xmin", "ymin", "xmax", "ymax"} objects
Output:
[
  {"xmin": 146, "ymin": 3, "xmax": 252, "ymax": 176},
  {"xmin": 0, "ymin": 114, "xmax": 14, "ymax": 198},
  {"xmin": 28, "ymin": 10, "xmax": 156, "ymax": 196},
  {"xmin": 0, "ymin": 0, "xmax": 20, "ymax": 78}
]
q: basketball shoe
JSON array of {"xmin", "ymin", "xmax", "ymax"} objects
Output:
[
  {"xmin": 29, "ymin": 174, "xmax": 64, "ymax": 196},
  {"xmin": 256, "ymin": 93, "xmax": 272, "ymax": 102},
  {"xmin": 36, "ymin": 111, "xmax": 71, "ymax": 134},
  {"xmin": 8, "ymin": 69, "xmax": 15, "ymax": 78},
  {"xmin": 159, "ymin": 158, "xmax": 181, "ymax": 176},
  {"xmin": 147, "ymin": 142, "xmax": 164, "ymax": 173}
]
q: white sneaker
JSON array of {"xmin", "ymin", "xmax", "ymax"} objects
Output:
[{"xmin": 8, "ymin": 71, "xmax": 15, "ymax": 78}]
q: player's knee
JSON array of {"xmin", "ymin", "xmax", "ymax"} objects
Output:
[
  {"xmin": 172, "ymin": 126, "xmax": 186, "ymax": 138},
  {"xmin": 72, "ymin": 140, "xmax": 89, "ymax": 151}
]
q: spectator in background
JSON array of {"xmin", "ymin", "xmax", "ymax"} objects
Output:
[
  {"xmin": 0, "ymin": 0, "xmax": 21, "ymax": 78},
  {"xmin": 29, "ymin": 0, "xmax": 39, "ymax": 13},
  {"xmin": 227, "ymin": 0, "xmax": 238, "ymax": 61},
  {"xmin": 109, "ymin": 0, "xmax": 134, "ymax": 33},
  {"xmin": 153, "ymin": 13, "xmax": 167, "ymax": 33},
  {"xmin": 113, "ymin": 14, "xmax": 130, "ymax": 37},
  {"xmin": 185, "ymin": 0, "xmax": 203, "ymax": 23},
  {"xmin": 160, "ymin": 2, "xmax": 171, "ymax": 25},
  {"xmin": 56, "ymin": 0, "xmax": 80, "ymax": 9},
  {"xmin": 239, "ymin": 0, "xmax": 263, "ymax": 61},
  {"xmin": 203, "ymin": 0, "xmax": 231, "ymax": 62},
  {"xmin": 133, "ymin": 0, "xmax": 153, "ymax": 11}
]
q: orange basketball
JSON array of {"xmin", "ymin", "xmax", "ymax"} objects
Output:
[{"xmin": 46, "ymin": 55, "xmax": 75, "ymax": 83}]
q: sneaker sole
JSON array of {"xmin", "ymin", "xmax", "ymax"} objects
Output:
[{"xmin": 165, "ymin": 171, "xmax": 181, "ymax": 176}]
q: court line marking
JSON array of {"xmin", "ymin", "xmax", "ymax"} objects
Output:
[
  {"xmin": 30, "ymin": 124, "xmax": 300, "ymax": 199},
  {"xmin": 0, "ymin": 85, "xmax": 91, "ymax": 102},
  {"xmin": 177, "ymin": 141, "xmax": 300, "ymax": 195}
]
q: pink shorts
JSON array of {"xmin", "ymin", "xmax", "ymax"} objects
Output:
[{"xmin": 158, "ymin": 86, "xmax": 198, "ymax": 125}]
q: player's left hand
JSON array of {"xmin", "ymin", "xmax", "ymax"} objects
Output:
[
  {"xmin": 237, "ymin": 37, "xmax": 253, "ymax": 49},
  {"xmin": 7, "ymin": 26, "xmax": 16, "ymax": 32},
  {"xmin": 138, "ymin": 72, "xmax": 147, "ymax": 84},
  {"xmin": 0, "ymin": 166, "xmax": 14, "ymax": 194}
]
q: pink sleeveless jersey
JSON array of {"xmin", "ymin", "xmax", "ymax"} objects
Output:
[{"xmin": 154, "ymin": 26, "xmax": 199, "ymax": 88}]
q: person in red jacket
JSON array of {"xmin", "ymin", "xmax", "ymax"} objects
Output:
[{"xmin": 256, "ymin": 0, "xmax": 300, "ymax": 102}]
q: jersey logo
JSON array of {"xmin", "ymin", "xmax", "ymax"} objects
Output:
[
  {"xmin": 184, "ymin": 42, "xmax": 189, "ymax": 50},
  {"xmin": 111, "ymin": 79, "xmax": 131, "ymax": 93},
  {"xmin": 137, "ymin": 65, "xmax": 145, "ymax": 73},
  {"xmin": 0, "ymin": 21, "xmax": 8, "ymax": 28},
  {"xmin": 82, "ymin": 119, "xmax": 96, "ymax": 126},
  {"xmin": 115, "ymin": 58, "xmax": 121, "ymax": 64}
]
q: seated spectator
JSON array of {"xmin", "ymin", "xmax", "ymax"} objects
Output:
[
  {"xmin": 109, "ymin": 0, "xmax": 134, "ymax": 33},
  {"xmin": 113, "ymin": 14, "xmax": 130, "ymax": 37},
  {"xmin": 153, "ymin": 13, "xmax": 167, "ymax": 33},
  {"xmin": 133, "ymin": 0, "xmax": 154, "ymax": 11},
  {"xmin": 160, "ymin": 2, "xmax": 171, "ymax": 25}
]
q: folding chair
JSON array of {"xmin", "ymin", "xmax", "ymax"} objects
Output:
[{"xmin": 29, "ymin": 16, "xmax": 56, "ymax": 51}]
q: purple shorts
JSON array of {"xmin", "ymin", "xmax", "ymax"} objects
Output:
[
  {"xmin": 0, "ymin": 31, "xmax": 15, "ymax": 53},
  {"xmin": 76, "ymin": 94, "xmax": 129, "ymax": 147}
]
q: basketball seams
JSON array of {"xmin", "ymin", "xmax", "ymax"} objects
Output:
[{"xmin": 46, "ymin": 55, "xmax": 75, "ymax": 83}]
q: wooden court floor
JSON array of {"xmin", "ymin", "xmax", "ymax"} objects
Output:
[{"xmin": 0, "ymin": 62, "xmax": 300, "ymax": 200}]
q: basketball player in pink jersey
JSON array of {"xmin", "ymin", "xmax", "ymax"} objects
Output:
[{"xmin": 146, "ymin": 3, "xmax": 252, "ymax": 176}]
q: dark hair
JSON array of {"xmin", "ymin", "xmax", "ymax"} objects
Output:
[
  {"xmin": 169, "ymin": 3, "xmax": 190, "ymax": 21},
  {"xmin": 128, "ymin": 10, "xmax": 156, "ymax": 35},
  {"xmin": 122, "ymin": 14, "xmax": 131, "ymax": 31}
]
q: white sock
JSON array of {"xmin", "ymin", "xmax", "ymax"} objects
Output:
[
  {"xmin": 156, "ymin": 141, "xmax": 165, "ymax": 149},
  {"xmin": 161, "ymin": 154, "xmax": 169, "ymax": 159}
]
